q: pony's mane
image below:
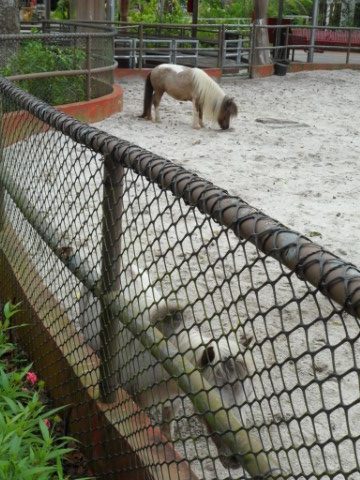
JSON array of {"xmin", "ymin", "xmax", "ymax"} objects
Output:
[{"xmin": 191, "ymin": 68, "xmax": 225, "ymax": 122}]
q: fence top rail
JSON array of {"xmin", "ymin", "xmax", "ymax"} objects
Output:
[
  {"xmin": 258, "ymin": 23, "xmax": 360, "ymax": 31},
  {"xmin": 0, "ymin": 31, "xmax": 116, "ymax": 40},
  {"xmin": 21, "ymin": 19, "xmax": 360, "ymax": 32},
  {"xmin": 5, "ymin": 61, "xmax": 117, "ymax": 82},
  {"xmin": 41, "ymin": 19, "xmax": 115, "ymax": 32},
  {"xmin": 198, "ymin": 17, "xmax": 252, "ymax": 21},
  {"xmin": 0, "ymin": 75, "xmax": 359, "ymax": 319},
  {"xmin": 54, "ymin": 19, "xmax": 249, "ymax": 29}
]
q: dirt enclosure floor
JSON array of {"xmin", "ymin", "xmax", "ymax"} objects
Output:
[
  {"xmin": 93, "ymin": 69, "xmax": 360, "ymax": 479},
  {"xmin": 96, "ymin": 69, "xmax": 360, "ymax": 268},
  {"xmin": 2, "ymin": 68, "xmax": 360, "ymax": 480}
]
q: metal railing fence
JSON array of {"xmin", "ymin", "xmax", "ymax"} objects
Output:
[
  {"xmin": 1, "ymin": 23, "xmax": 115, "ymax": 103},
  {"xmin": 110, "ymin": 21, "xmax": 360, "ymax": 72},
  {"xmin": 258, "ymin": 23, "xmax": 360, "ymax": 65},
  {"xmin": 0, "ymin": 77, "xmax": 360, "ymax": 479},
  {"xmin": 113, "ymin": 22, "xmax": 251, "ymax": 70},
  {"xmin": 17, "ymin": 20, "xmax": 360, "ymax": 75}
]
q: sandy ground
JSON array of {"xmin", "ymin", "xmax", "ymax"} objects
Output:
[
  {"xmin": 96, "ymin": 69, "xmax": 360, "ymax": 268},
  {"xmin": 94, "ymin": 69, "xmax": 360, "ymax": 479}
]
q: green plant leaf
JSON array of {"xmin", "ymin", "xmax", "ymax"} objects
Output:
[{"xmin": 3, "ymin": 302, "xmax": 22, "ymax": 321}]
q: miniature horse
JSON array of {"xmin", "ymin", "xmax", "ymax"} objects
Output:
[
  {"xmin": 140, "ymin": 64, "xmax": 238, "ymax": 130},
  {"xmin": 78, "ymin": 266, "xmax": 252, "ymax": 469}
]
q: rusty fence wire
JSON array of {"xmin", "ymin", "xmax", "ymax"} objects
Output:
[{"xmin": 0, "ymin": 77, "xmax": 360, "ymax": 480}]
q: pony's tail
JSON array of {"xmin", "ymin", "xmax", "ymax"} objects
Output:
[{"xmin": 140, "ymin": 73, "xmax": 153, "ymax": 119}]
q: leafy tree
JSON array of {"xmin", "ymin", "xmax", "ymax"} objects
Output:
[
  {"xmin": 0, "ymin": 0, "xmax": 20, "ymax": 34},
  {"xmin": 338, "ymin": 0, "xmax": 357, "ymax": 26},
  {"xmin": 51, "ymin": 0, "xmax": 70, "ymax": 20},
  {"xmin": 119, "ymin": 0, "xmax": 130, "ymax": 22},
  {"xmin": 268, "ymin": 0, "xmax": 313, "ymax": 17},
  {"xmin": 199, "ymin": 0, "xmax": 253, "ymax": 19},
  {"xmin": 253, "ymin": 0, "xmax": 271, "ymax": 64},
  {"xmin": 129, "ymin": 0, "xmax": 188, "ymax": 23}
]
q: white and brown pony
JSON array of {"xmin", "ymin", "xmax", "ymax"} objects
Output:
[
  {"xmin": 140, "ymin": 64, "xmax": 238, "ymax": 130},
  {"xmin": 78, "ymin": 265, "xmax": 253, "ymax": 469}
]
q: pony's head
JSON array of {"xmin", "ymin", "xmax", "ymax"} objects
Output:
[{"xmin": 218, "ymin": 96, "xmax": 238, "ymax": 130}]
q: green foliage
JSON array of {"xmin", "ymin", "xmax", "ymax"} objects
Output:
[
  {"xmin": 51, "ymin": 0, "xmax": 70, "ymax": 20},
  {"xmin": 268, "ymin": 0, "xmax": 313, "ymax": 17},
  {"xmin": 0, "ymin": 303, "xmax": 91, "ymax": 480},
  {"xmin": 1, "ymin": 40, "xmax": 86, "ymax": 105},
  {"xmin": 0, "ymin": 303, "xmax": 19, "ymax": 359},
  {"xmin": 128, "ymin": 0, "xmax": 313, "ymax": 22},
  {"xmin": 130, "ymin": 0, "xmax": 189, "ymax": 23},
  {"xmin": 199, "ymin": 0, "xmax": 253, "ymax": 20}
]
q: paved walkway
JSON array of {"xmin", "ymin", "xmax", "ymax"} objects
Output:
[
  {"xmin": 181, "ymin": 49, "xmax": 360, "ymax": 69},
  {"xmin": 292, "ymin": 49, "xmax": 360, "ymax": 64}
]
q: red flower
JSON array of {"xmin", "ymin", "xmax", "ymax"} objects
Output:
[
  {"xmin": 26, "ymin": 371, "xmax": 38, "ymax": 385},
  {"xmin": 44, "ymin": 419, "xmax": 51, "ymax": 429}
]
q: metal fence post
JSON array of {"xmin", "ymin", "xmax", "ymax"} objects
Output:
[
  {"xmin": 171, "ymin": 39, "xmax": 175, "ymax": 63},
  {"xmin": 86, "ymin": 34, "xmax": 91, "ymax": 101},
  {"xmin": 307, "ymin": 0, "xmax": 320, "ymax": 63},
  {"xmin": 249, "ymin": 23, "xmax": 256, "ymax": 78},
  {"xmin": 274, "ymin": 0, "xmax": 284, "ymax": 61},
  {"xmin": 192, "ymin": 0, "xmax": 199, "ymax": 39},
  {"xmin": 285, "ymin": 25, "xmax": 290, "ymax": 61},
  {"xmin": 138, "ymin": 24, "xmax": 144, "ymax": 69},
  {"xmin": 346, "ymin": 29, "xmax": 352, "ymax": 64},
  {"xmin": 217, "ymin": 24, "xmax": 225, "ymax": 68},
  {"xmin": 99, "ymin": 154, "xmax": 124, "ymax": 403}
]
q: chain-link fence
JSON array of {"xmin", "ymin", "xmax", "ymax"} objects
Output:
[
  {"xmin": 0, "ymin": 76, "xmax": 360, "ymax": 480},
  {"xmin": 0, "ymin": 23, "xmax": 115, "ymax": 104}
]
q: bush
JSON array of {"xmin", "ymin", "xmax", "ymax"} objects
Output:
[
  {"xmin": 51, "ymin": 0, "xmax": 70, "ymax": 20},
  {"xmin": 130, "ymin": 0, "xmax": 189, "ymax": 23},
  {"xmin": 1, "ymin": 40, "xmax": 86, "ymax": 105},
  {"xmin": 0, "ymin": 302, "xmax": 91, "ymax": 480},
  {"xmin": 199, "ymin": 0, "xmax": 253, "ymax": 20}
]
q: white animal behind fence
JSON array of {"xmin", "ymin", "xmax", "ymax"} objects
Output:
[
  {"xmin": 3, "ymin": 131, "xmax": 360, "ymax": 478},
  {"xmin": 78, "ymin": 265, "xmax": 256, "ymax": 471}
]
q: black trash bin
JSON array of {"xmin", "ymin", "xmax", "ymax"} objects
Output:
[{"xmin": 274, "ymin": 61, "xmax": 288, "ymax": 76}]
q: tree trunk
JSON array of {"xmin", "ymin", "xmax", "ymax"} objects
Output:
[
  {"xmin": 252, "ymin": 0, "xmax": 271, "ymax": 65},
  {"xmin": 0, "ymin": 0, "xmax": 20, "ymax": 35},
  {"xmin": 0, "ymin": 0, "xmax": 20, "ymax": 69},
  {"xmin": 119, "ymin": 0, "xmax": 129, "ymax": 22}
]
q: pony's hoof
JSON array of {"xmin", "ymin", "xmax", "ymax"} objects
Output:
[
  {"xmin": 192, "ymin": 125, "xmax": 201, "ymax": 130},
  {"xmin": 139, "ymin": 114, "xmax": 152, "ymax": 121}
]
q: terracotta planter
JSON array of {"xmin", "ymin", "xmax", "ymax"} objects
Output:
[{"xmin": 251, "ymin": 64, "xmax": 274, "ymax": 78}]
